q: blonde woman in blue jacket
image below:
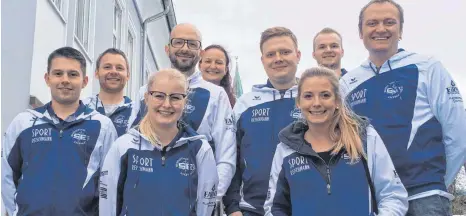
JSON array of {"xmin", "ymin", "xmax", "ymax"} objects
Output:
[
  {"xmin": 99, "ymin": 69, "xmax": 218, "ymax": 216},
  {"xmin": 264, "ymin": 67, "xmax": 408, "ymax": 216}
]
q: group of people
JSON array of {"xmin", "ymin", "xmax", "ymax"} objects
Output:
[{"xmin": 2, "ymin": 0, "xmax": 465, "ymax": 215}]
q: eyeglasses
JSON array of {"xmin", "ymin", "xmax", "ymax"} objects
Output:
[
  {"xmin": 148, "ymin": 91, "xmax": 187, "ymax": 105},
  {"xmin": 170, "ymin": 38, "xmax": 202, "ymax": 50}
]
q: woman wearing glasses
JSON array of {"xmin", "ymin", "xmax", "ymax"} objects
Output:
[
  {"xmin": 99, "ymin": 68, "xmax": 218, "ymax": 216},
  {"xmin": 199, "ymin": 44, "xmax": 236, "ymax": 107}
]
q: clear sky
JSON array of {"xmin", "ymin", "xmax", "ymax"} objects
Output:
[{"xmin": 172, "ymin": 0, "xmax": 466, "ymax": 105}]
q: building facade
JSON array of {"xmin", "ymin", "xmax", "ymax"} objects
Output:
[
  {"xmin": 1, "ymin": 1, "xmax": 176, "ymax": 212},
  {"xmin": 2, "ymin": 0, "xmax": 176, "ymax": 134}
]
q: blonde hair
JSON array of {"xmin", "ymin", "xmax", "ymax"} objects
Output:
[
  {"xmin": 297, "ymin": 67, "xmax": 367, "ymax": 162},
  {"xmin": 139, "ymin": 68, "xmax": 188, "ymax": 146},
  {"xmin": 312, "ymin": 27, "xmax": 343, "ymax": 51}
]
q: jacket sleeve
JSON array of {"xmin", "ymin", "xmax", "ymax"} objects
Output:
[
  {"xmin": 100, "ymin": 121, "xmax": 118, "ymax": 168},
  {"xmin": 426, "ymin": 60, "xmax": 466, "ymax": 187},
  {"xmin": 99, "ymin": 138, "xmax": 127, "ymax": 216},
  {"xmin": 211, "ymin": 89, "xmax": 236, "ymax": 198},
  {"xmin": 369, "ymin": 128, "xmax": 409, "ymax": 216},
  {"xmin": 196, "ymin": 142, "xmax": 219, "ymax": 216},
  {"xmin": 1, "ymin": 114, "xmax": 27, "ymax": 216},
  {"xmin": 339, "ymin": 77, "xmax": 351, "ymax": 99},
  {"xmin": 126, "ymin": 84, "xmax": 147, "ymax": 131},
  {"xmin": 264, "ymin": 144, "xmax": 291, "ymax": 216},
  {"xmin": 223, "ymin": 103, "xmax": 244, "ymax": 214}
]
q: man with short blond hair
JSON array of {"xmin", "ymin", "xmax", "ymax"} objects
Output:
[
  {"xmin": 224, "ymin": 26, "xmax": 302, "ymax": 216},
  {"xmin": 312, "ymin": 27, "xmax": 347, "ymax": 77}
]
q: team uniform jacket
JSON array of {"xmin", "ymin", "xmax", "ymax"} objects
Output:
[
  {"xmin": 82, "ymin": 95, "xmax": 132, "ymax": 137},
  {"xmin": 98, "ymin": 124, "xmax": 218, "ymax": 216},
  {"xmin": 264, "ymin": 122, "xmax": 408, "ymax": 216},
  {"xmin": 1, "ymin": 101, "xmax": 118, "ymax": 216},
  {"xmin": 126, "ymin": 71, "xmax": 236, "ymax": 198},
  {"xmin": 223, "ymin": 81, "xmax": 301, "ymax": 215},
  {"xmin": 340, "ymin": 49, "xmax": 466, "ymax": 200}
]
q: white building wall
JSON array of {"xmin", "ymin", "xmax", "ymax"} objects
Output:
[
  {"xmin": 29, "ymin": 1, "xmax": 69, "ymax": 103},
  {"xmin": 25, "ymin": 0, "xmax": 175, "ymax": 104}
]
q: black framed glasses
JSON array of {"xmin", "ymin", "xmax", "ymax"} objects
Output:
[
  {"xmin": 148, "ymin": 91, "xmax": 187, "ymax": 105},
  {"xmin": 170, "ymin": 38, "xmax": 202, "ymax": 50}
]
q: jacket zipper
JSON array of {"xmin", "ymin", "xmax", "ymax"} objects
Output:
[
  {"xmin": 308, "ymin": 154, "xmax": 335, "ymax": 195},
  {"xmin": 161, "ymin": 146, "xmax": 167, "ymax": 166}
]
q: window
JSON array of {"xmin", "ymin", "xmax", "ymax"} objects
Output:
[
  {"xmin": 126, "ymin": 30, "xmax": 135, "ymax": 97},
  {"xmin": 75, "ymin": 0, "xmax": 91, "ymax": 50},
  {"xmin": 51, "ymin": 0, "xmax": 62, "ymax": 11},
  {"xmin": 113, "ymin": 1, "xmax": 123, "ymax": 48},
  {"xmin": 144, "ymin": 68, "xmax": 150, "ymax": 85}
]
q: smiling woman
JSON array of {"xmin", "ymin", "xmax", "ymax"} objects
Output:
[
  {"xmin": 199, "ymin": 44, "xmax": 236, "ymax": 107},
  {"xmin": 99, "ymin": 68, "xmax": 219, "ymax": 216},
  {"xmin": 263, "ymin": 67, "xmax": 409, "ymax": 216}
]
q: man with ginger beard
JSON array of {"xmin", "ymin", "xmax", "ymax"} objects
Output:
[
  {"xmin": 83, "ymin": 48, "xmax": 132, "ymax": 137},
  {"xmin": 127, "ymin": 23, "xmax": 236, "ymax": 208}
]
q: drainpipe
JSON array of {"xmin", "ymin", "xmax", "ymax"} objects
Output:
[{"xmin": 132, "ymin": 0, "xmax": 171, "ymax": 84}]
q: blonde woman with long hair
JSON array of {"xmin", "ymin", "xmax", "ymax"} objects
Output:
[
  {"xmin": 264, "ymin": 67, "xmax": 408, "ymax": 216},
  {"xmin": 99, "ymin": 69, "xmax": 218, "ymax": 216}
]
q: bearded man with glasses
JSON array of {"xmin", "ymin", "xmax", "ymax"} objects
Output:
[{"xmin": 127, "ymin": 23, "xmax": 237, "ymax": 212}]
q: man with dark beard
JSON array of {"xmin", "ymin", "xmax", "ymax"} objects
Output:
[
  {"xmin": 312, "ymin": 27, "xmax": 348, "ymax": 78},
  {"xmin": 83, "ymin": 48, "xmax": 132, "ymax": 137},
  {"xmin": 127, "ymin": 23, "xmax": 236, "ymax": 206}
]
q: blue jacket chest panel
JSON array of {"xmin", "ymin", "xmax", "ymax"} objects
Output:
[
  {"xmin": 182, "ymin": 88, "xmax": 210, "ymax": 131},
  {"xmin": 97, "ymin": 106, "xmax": 132, "ymax": 137},
  {"xmin": 237, "ymin": 98, "xmax": 299, "ymax": 210},
  {"xmin": 13, "ymin": 120, "xmax": 101, "ymax": 215},
  {"xmin": 283, "ymin": 153, "xmax": 370, "ymax": 215},
  {"xmin": 122, "ymin": 147, "xmax": 198, "ymax": 215}
]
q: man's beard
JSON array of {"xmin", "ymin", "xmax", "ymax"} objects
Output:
[
  {"xmin": 169, "ymin": 51, "xmax": 199, "ymax": 72},
  {"xmin": 99, "ymin": 76, "xmax": 126, "ymax": 93}
]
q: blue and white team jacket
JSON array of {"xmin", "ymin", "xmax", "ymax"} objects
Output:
[
  {"xmin": 99, "ymin": 124, "xmax": 218, "ymax": 216},
  {"xmin": 340, "ymin": 49, "xmax": 466, "ymax": 200},
  {"xmin": 1, "ymin": 101, "xmax": 118, "ymax": 216},
  {"xmin": 223, "ymin": 81, "xmax": 301, "ymax": 215},
  {"xmin": 264, "ymin": 122, "xmax": 408, "ymax": 216},
  {"xmin": 126, "ymin": 71, "xmax": 236, "ymax": 198},
  {"xmin": 82, "ymin": 95, "xmax": 132, "ymax": 137}
]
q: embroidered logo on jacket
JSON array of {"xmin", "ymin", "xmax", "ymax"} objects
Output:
[
  {"xmin": 446, "ymin": 81, "xmax": 463, "ymax": 103},
  {"xmin": 184, "ymin": 100, "xmax": 196, "ymax": 114},
  {"xmin": 349, "ymin": 77, "xmax": 358, "ymax": 85},
  {"xmin": 349, "ymin": 89, "xmax": 367, "ymax": 107},
  {"xmin": 251, "ymin": 108, "xmax": 270, "ymax": 122},
  {"xmin": 31, "ymin": 128, "xmax": 53, "ymax": 144},
  {"xmin": 71, "ymin": 129, "xmax": 89, "ymax": 145},
  {"xmin": 176, "ymin": 157, "xmax": 196, "ymax": 176},
  {"xmin": 203, "ymin": 184, "xmax": 217, "ymax": 206},
  {"xmin": 290, "ymin": 107, "xmax": 302, "ymax": 119},
  {"xmin": 288, "ymin": 156, "xmax": 311, "ymax": 175},
  {"xmin": 384, "ymin": 81, "xmax": 403, "ymax": 99},
  {"xmin": 225, "ymin": 114, "xmax": 236, "ymax": 132},
  {"xmin": 131, "ymin": 154, "xmax": 154, "ymax": 173},
  {"xmin": 114, "ymin": 114, "xmax": 128, "ymax": 128},
  {"xmin": 341, "ymin": 153, "xmax": 360, "ymax": 165}
]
